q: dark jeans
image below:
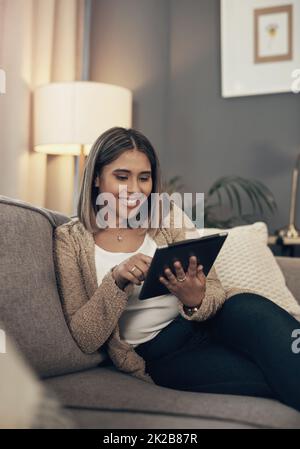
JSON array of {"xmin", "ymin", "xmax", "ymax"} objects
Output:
[{"xmin": 135, "ymin": 293, "xmax": 300, "ymax": 412}]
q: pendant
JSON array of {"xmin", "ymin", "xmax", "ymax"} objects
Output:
[{"xmin": 117, "ymin": 235, "xmax": 123, "ymax": 241}]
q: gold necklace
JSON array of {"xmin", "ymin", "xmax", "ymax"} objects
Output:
[{"xmin": 116, "ymin": 228, "xmax": 146, "ymax": 242}]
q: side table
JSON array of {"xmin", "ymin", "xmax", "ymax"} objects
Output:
[{"xmin": 268, "ymin": 235, "xmax": 300, "ymax": 257}]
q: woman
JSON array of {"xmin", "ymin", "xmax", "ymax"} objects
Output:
[{"xmin": 54, "ymin": 127, "xmax": 300, "ymax": 412}]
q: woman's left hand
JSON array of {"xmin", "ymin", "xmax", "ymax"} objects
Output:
[{"xmin": 159, "ymin": 256, "xmax": 206, "ymax": 308}]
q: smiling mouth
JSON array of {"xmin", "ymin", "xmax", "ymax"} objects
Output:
[
  {"xmin": 118, "ymin": 193, "xmax": 146, "ymax": 206},
  {"xmin": 119, "ymin": 198, "xmax": 140, "ymax": 207}
]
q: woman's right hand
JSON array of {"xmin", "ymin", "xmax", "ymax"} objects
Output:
[{"xmin": 112, "ymin": 253, "xmax": 153, "ymax": 291}]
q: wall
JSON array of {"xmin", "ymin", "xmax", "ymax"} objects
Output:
[
  {"xmin": 90, "ymin": 0, "xmax": 170, "ymax": 162},
  {"xmin": 0, "ymin": 0, "xmax": 81, "ymax": 216},
  {"xmin": 90, "ymin": 0, "xmax": 300, "ymax": 233}
]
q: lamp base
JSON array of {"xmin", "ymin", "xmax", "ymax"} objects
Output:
[{"xmin": 276, "ymin": 224, "xmax": 300, "ymax": 239}]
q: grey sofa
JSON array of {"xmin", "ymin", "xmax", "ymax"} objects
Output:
[{"xmin": 1, "ymin": 195, "xmax": 300, "ymax": 429}]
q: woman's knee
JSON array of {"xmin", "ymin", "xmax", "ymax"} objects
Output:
[{"xmin": 218, "ymin": 292, "xmax": 285, "ymax": 322}]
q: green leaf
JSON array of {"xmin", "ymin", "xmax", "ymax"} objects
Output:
[
  {"xmin": 237, "ymin": 178, "xmax": 264, "ymax": 215},
  {"xmin": 207, "ymin": 176, "xmax": 228, "ymax": 196},
  {"xmin": 228, "ymin": 181, "xmax": 243, "ymax": 215},
  {"xmin": 251, "ymin": 179, "xmax": 277, "ymax": 213},
  {"xmin": 223, "ymin": 183, "xmax": 235, "ymax": 211},
  {"xmin": 251, "ymin": 183, "xmax": 272, "ymax": 214},
  {"xmin": 207, "ymin": 175, "xmax": 277, "ymax": 219}
]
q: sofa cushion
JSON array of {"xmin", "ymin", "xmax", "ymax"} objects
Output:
[
  {"xmin": 0, "ymin": 196, "xmax": 105, "ymax": 378},
  {"xmin": 201, "ymin": 222, "xmax": 300, "ymax": 321},
  {"xmin": 276, "ymin": 256, "xmax": 300, "ymax": 304},
  {"xmin": 44, "ymin": 366, "xmax": 300, "ymax": 429},
  {"xmin": 67, "ymin": 408, "xmax": 257, "ymax": 428}
]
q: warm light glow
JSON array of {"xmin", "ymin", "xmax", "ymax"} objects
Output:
[
  {"xmin": 83, "ymin": 144, "xmax": 92, "ymax": 156},
  {"xmin": 34, "ymin": 144, "xmax": 82, "ymax": 156},
  {"xmin": 35, "ymin": 143, "xmax": 92, "ymax": 156},
  {"xmin": 34, "ymin": 81, "xmax": 132, "ymax": 156}
]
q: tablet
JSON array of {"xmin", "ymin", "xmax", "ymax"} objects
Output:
[{"xmin": 138, "ymin": 232, "xmax": 228, "ymax": 300}]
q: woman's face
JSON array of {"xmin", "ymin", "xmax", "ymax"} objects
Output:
[{"xmin": 95, "ymin": 148, "xmax": 153, "ymax": 224}]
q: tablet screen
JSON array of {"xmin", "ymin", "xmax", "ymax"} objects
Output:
[{"xmin": 138, "ymin": 232, "xmax": 227, "ymax": 300}]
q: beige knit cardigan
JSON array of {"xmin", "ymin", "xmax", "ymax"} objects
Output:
[{"xmin": 53, "ymin": 204, "xmax": 249, "ymax": 384}]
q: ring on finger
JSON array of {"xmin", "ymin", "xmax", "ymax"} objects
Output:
[
  {"xmin": 131, "ymin": 265, "xmax": 144, "ymax": 281},
  {"xmin": 177, "ymin": 275, "xmax": 187, "ymax": 282}
]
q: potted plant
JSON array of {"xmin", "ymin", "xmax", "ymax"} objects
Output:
[{"xmin": 162, "ymin": 175, "xmax": 277, "ymax": 229}]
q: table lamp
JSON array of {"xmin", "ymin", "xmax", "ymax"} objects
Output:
[
  {"xmin": 34, "ymin": 81, "xmax": 132, "ymax": 185},
  {"xmin": 277, "ymin": 153, "xmax": 300, "ymax": 239}
]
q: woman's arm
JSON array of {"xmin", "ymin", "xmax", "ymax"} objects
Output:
[
  {"xmin": 53, "ymin": 225, "xmax": 131, "ymax": 354},
  {"xmin": 170, "ymin": 202, "xmax": 227, "ymax": 321}
]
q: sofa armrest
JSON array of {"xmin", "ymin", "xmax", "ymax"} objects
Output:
[
  {"xmin": 0, "ymin": 328, "xmax": 75, "ymax": 428},
  {"xmin": 276, "ymin": 256, "xmax": 300, "ymax": 305}
]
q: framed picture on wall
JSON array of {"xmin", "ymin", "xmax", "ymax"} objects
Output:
[
  {"xmin": 221, "ymin": 0, "xmax": 300, "ymax": 97},
  {"xmin": 254, "ymin": 5, "xmax": 293, "ymax": 64}
]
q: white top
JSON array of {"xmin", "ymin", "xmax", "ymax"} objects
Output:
[{"xmin": 94, "ymin": 233, "xmax": 179, "ymax": 347}]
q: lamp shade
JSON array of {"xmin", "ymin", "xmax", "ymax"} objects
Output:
[{"xmin": 34, "ymin": 81, "xmax": 132, "ymax": 156}]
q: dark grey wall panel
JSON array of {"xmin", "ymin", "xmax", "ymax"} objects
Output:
[{"xmin": 90, "ymin": 0, "xmax": 300, "ymax": 233}]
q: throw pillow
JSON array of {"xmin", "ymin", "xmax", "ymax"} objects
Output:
[{"xmin": 197, "ymin": 222, "xmax": 300, "ymax": 322}]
